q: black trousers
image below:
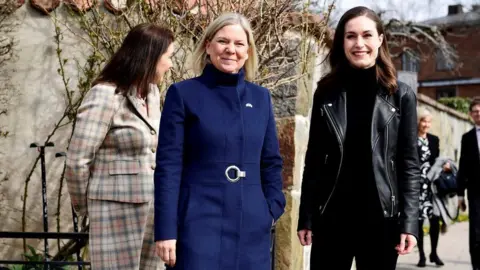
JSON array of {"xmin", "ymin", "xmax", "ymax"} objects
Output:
[
  {"xmin": 470, "ymin": 216, "xmax": 480, "ymax": 269},
  {"xmin": 310, "ymin": 216, "xmax": 400, "ymax": 270},
  {"xmin": 470, "ymin": 198, "xmax": 480, "ymax": 270}
]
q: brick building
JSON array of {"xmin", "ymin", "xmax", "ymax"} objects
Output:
[{"xmin": 395, "ymin": 4, "xmax": 480, "ymax": 100}]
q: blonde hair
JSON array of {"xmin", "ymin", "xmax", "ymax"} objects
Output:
[
  {"xmin": 417, "ymin": 108, "xmax": 433, "ymax": 123},
  {"xmin": 191, "ymin": 12, "xmax": 258, "ymax": 81}
]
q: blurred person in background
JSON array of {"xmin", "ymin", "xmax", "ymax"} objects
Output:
[{"xmin": 458, "ymin": 97, "xmax": 480, "ymax": 270}]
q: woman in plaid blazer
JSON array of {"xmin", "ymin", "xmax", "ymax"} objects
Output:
[
  {"xmin": 154, "ymin": 13, "xmax": 286, "ymax": 270},
  {"xmin": 65, "ymin": 23, "xmax": 175, "ymax": 269}
]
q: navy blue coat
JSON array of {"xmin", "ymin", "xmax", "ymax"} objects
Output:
[{"xmin": 154, "ymin": 64, "xmax": 286, "ymax": 270}]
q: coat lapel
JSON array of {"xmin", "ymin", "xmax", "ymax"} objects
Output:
[
  {"xmin": 146, "ymin": 85, "xmax": 161, "ymax": 133},
  {"xmin": 469, "ymin": 128, "xmax": 480, "ymax": 166},
  {"xmin": 127, "ymin": 86, "xmax": 157, "ymax": 131},
  {"xmin": 371, "ymin": 93, "xmax": 399, "ymax": 150},
  {"xmin": 325, "ymin": 90, "xmax": 347, "ymax": 143}
]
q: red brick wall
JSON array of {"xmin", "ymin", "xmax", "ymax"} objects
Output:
[
  {"xmin": 418, "ymin": 87, "xmax": 436, "ymax": 99},
  {"xmin": 418, "ymin": 26, "xmax": 480, "ymax": 80},
  {"xmin": 418, "ymin": 84, "xmax": 480, "ymax": 100},
  {"xmin": 394, "ymin": 24, "xmax": 480, "ymax": 99},
  {"xmin": 458, "ymin": 84, "xmax": 480, "ymax": 98}
]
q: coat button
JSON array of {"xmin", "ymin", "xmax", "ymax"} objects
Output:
[
  {"xmin": 391, "ymin": 108, "xmax": 396, "ymax": 112},
  {"xmin": 150, "ymin": 130, "xmax": 156, "ymax": 135},
  {"xmin": 151, "ymin": 164, "xmax": 156, "ymax": 170}
]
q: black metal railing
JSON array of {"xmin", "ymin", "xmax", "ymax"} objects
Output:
[{"xmin": 0, "ymin": 143, "xmax": 89, "ymax": 270}]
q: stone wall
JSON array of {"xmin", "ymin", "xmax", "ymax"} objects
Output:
[
  {"xmin": 0, "ymin": 4, "xmax": 90, "ymax": 260},
  {"xmin": 417, "ymin": 93, "xmax": 473, "ymax": 161}
]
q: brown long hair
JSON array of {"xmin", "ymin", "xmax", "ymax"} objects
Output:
[
  {"xmin": 93, "ymin": 23, "xmax": 174, "ymax": 97},
  {"xmin": 319, "ymin": 6, "xmax": 397, "ymax": 94}
]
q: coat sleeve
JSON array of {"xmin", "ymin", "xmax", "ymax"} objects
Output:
[
  {"xmin": 154, "ymin": 84, "xmax": 184, "ymax": 241},
  {"xmin": 397, "ymin": 88, "xmax": 421, "ymax": 239},
  {"xmin": 260, "ymin": 91, "xmax": 286, "ymax": 223},
  {"xmin": 298, "ymin": 93, "xmax": 323, "ymax": 231},
  {"xmin": 65, "ymin": 85, "xmax": 116, "ymax": 216},
  {"xmin": 428, "ymin": 135, "xmax": 440, "ymax": 166},
  {"xmin": 457, "ymin": 134, "xmax": 468, "ymax": 197}
]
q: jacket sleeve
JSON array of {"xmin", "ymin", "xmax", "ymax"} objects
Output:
[
  {"xmin": 297, "ymin": 94, "xmax": 323, "ymax": 231},
  {"xmin": 397, "ymin": 88, "xmax": 421, "ymax": 239},
  {"xmin": 428, "ymin": 135, "xmax": 440, "ymax": 166},
  {"xmin": 154, "ymin": 85, "xmax": 184, "ymax": 241},
  {"xmin": 65, "ymin": 85, "xmax": 116, "ymax": 216},
  {"xmin": 457, "ymin": 134, "xmax": 468, "ymax": 197},
  {"xmin": 260, "ymin": 91, "xmax": 286, "ymax": 223}
]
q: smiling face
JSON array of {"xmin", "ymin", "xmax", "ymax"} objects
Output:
[
  {"xmin": 343, "ymin": 15, "xmax": 384, "ymax": 69},
  {"xmin": 205, "ymin": 24, "xmax": 249, "ymax": 74},
  {"xmin": 418, "ymin": 116, "xmax": 432, "ymax": 135}
]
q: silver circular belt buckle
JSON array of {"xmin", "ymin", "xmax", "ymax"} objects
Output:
[{"xmin": 225, "ymin": 165, "xmax": 246, "ymax": 183}]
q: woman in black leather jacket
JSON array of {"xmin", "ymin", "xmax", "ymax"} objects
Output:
[{"xmin": 297, "ymin": 6, "xmax": 421, "ymax": 270}]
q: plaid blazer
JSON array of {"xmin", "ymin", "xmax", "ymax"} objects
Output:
[{"xmin": 65, "ymin": 83, "xmax": 161, "ymax": 216}]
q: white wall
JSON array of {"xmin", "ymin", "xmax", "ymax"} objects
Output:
[{"xmin": 0, "ymin": 4, "xmax": 87, "ymax": 260}]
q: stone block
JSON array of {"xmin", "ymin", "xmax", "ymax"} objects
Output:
[
  {"xmin": 274, "ymin": 191, "xmax": 304, "ymax": 270},
  {"xmin": 276, "ymin": 117, "xmax": 295, "ymax": 188},
  {"xmin": 273, "ymin": 97, "xmax": 296, "ymax": 118}
]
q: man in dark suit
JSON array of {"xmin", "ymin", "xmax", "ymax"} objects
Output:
[{"xmin": 458, "ymin": 97, "xmax": 480, "ymax": 270}]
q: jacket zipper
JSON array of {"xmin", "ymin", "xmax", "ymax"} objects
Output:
[
  {"xmin": 385, "ymin": 127, "xmax": 396, "ymax": 217},
  {"xmin": 320, "ymin": 105, "xmax": 343, "ymax": 215},
  {"xmin": 324, "ymin": 154, "xmax": 328, "ymax": 164}
]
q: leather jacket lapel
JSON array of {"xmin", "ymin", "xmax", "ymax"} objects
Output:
[
  {"xmin": 371, "ymin": 93, "xmax": 399, "ymax": 150},
  {"xmin": 324, "ymin": 90, "xmax": 347, "ymax": 144}
]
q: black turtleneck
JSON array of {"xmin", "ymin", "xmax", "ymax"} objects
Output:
[
  {"xmin": 343, "ymin": 65, "xmax": 378, "ymax": 160},
  {"xmin": 327, "ymin": 65, "xmax": 383, "ymax": 222}
]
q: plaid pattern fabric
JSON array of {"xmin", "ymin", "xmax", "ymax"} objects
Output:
[
  {"xmin": 88, "ymin": 199, "xmax": 163, "ymax": 269},
  {"xmin": 65, "ymin": 84, "xmax": 161, "ymax": 215}
]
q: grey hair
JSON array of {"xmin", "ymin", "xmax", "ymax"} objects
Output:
[{"xmin": 417, "ymin": 107, "xmax": 433, "ymax": 123}]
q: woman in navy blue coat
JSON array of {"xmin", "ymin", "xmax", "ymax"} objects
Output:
[{"xmin": 153, "ymin": 12, "xmax": 286, "ymax": 270}]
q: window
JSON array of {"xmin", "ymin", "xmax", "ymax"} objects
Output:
[
  {"xmin": 436, "ymin": 50, "xmax": 455, "ymax": 71},
  {"xmin": 436, "ymin": 87, "xmax": 456, "ymax": 99},
  {"xmin": 401, "ymin": 52, "xmax": 420, "ymax": 72}
]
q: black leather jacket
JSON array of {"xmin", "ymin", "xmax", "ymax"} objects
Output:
[{"xmin": 298, "ymin": 81, "xmax": 421, "ymax": 239}]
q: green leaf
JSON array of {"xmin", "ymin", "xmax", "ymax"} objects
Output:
[
  {"xmin": 438, "ymin": 97, "xmax": 472, "ymax": 115},
  {"xmin": 27, "ymin": 245, "xmax": 37, "ymax": 257}
]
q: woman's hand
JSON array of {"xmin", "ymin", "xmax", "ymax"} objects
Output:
[
  {"xmin": 297, "ymin": 229, "xmax": 313, "ymax": 246},
  {"xmin": 396, "ymin": 234, "xmax": 417, "ymax": 255},
  {"xmin": 156, "ymin": 240, "xmax": 177, "ymax": 267},
  {"xmin": 459, "ymin": 198, "xmax": 467, "ymax": 212}
]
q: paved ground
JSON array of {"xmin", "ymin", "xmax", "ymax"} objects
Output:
[{"xmin": 396, "ymin": 221, "xmax": 471, "ymax": 270}]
